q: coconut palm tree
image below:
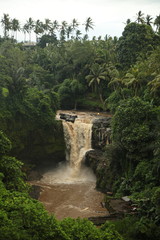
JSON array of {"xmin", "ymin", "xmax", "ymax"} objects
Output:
[
  {"xmin": 72, "ymin": 18, "xmax": 79, "ymax": 30},
  {"xmin": 154, "ymin": 14, "xmax": 160, "ymax": 33},
  {"xmin": 22, "ymin": 23, "xmax": 29, "ymax": 42},
  {"xmin": 108, "ymin": 76, "xmax": 124, "ymax": 91},
  {"xmin": 50, "ymin": 20, "xmax": 58, "ymax": 37},
  {"xmin": 83, "ymin": 34, "xmax": 89, "ymax": 41},
  {"xmin": 11, "ymin": 18, "xmax": 20, "ymax": 40},
  {"xmin": 84, "ymin": 17, "xmax": 94, "ymax": 32},
  {"xmin": 60, "ymin": 21, "xmax": 68, "ymax": 40},
  {"xmin": 75, "ymin": 30, "xmax": 82, "ymax": 40},
  {"xmin": 85, "ymin": 63, "xmax": 107, "ymax": 105},
  {"xmin": 145, "ymin": 15, "xmax": 153, "ymax": 26},
  {"xmin": 43, "ymin": 18, "xmax": 52, "ymax": 34},
  {"xmin": 71, "ymin": 18, "xmax": 79, "ymax": 37},
  {"xmin": 148, "ymin": 74, "xmax": 160, "ymax": 94},
  {"xmin": 1, "ymin": 13, "xmax": 11, "ymax": 38},
  {"xmin": 123, "ymin": 72, "xmax": 139, "ymax": 96},
  {"xmin": 26, "ymin": 17, "xmax": 35, "ymax": 42},
  {"xmin": 66, "ymin": 25, "xmax": 73, "ymax": 39},
  {"xmin": 124, "ymin": 19, "xmax": 131, "ymax": 25},
  {"xmin": 53, "ymin": 20, "xmax": 59, "ymax": 31},
  {"xmin": 86, "ymin": 63, "xmax": 105, "ymax": 88},
  {"xmin": 34, "ymin": 20, "xmax": 44, "ymax": 42},
  {"xmin": 136, "ymin": 11, "xmax": 145, "ymax": 24}
]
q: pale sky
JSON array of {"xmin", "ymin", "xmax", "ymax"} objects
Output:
[{"xmin": 0, "ymin": 0, "xmax": 160, "ymax": 41}]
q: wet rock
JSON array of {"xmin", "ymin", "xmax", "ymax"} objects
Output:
[
  {"xmin": 59, "ymin": 113, "xmax": 77, "ymax": 123},
  {"xmin": 85, "ymin": 150, "xmax": 112, "ymax": 192},
  {"xmin": 92, "ymin": 117, "xmax": 112, "ymax": 149},
  {"xmin": 88, "ymin": 212, "xmax": 124, "ymax": 226},
  {"xmin": 27, "ymin": 170, "xmax": 42, "ymax": 181},
  {"xmin": 29, "ymin": 185, "xmax": 41, "ymax": 200}
]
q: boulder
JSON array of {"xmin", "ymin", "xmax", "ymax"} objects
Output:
[{"xmin": 59, "ymin": 113, "xmax": 77, "ymax": 123}]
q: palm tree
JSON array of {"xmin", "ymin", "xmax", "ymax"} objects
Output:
[
  {"xmin": 53, "ymin": 20, "xmax": 59, "ymax": 31},
  {"xmin": 50, "ymin": 20, "xmax": 58, "ymax": 37},
  {"xmin": 5, "ymin": 67, "xmax": 26, "ymax": 95},
  {"xmin": 85, "ymin": 63, "xmax": 107, "ymax": 105},
  {"xmin": 108, "ymin": 77, "xmax": 124, "ymax": 91},
  {"xmin": 136, "ymin": 11, "xmax": 145, "ymax": 24},
  {"xmin": 148, "ymin": 74, "xmax": 160, "ymax": 94},
  {"xmin": 83, "ymin": 34, "xmax": 89, "ymax": 41},
  {"xmin": 108, "ymin": 69, "xmax": 123, "ymax": 91},
  {"xmin": 60, "ymin": 21, "xmax": 68, "ymax": 40},
  {"xmin": 1, "ymin": 13, "xmax": 11, "ymax": 38},
  {"xmin": 71, "ymin": 18, "xmax": 79, "ymax": 37},
  {"xmin": 22, "ymin": 23, "xmax": 29, "ymax": 42},
  {"xmin": 145, "ymin": 15, "xmax": 153, "ymax": 26},
  {"xmin": 11, "ymin": 18, "xmax": 20, "ymax": 40},
  {"xmin": 66, "ymin": 25, "xmax": 73, "ymax": 39},
  {"xmin": 72, "ymin": 18, "xmax": 79, "ymax": 30},
  {"xmin": 34, "ymin": 20, "xmax": 44, "ymax": 42},
  {"xmin": 43, "ymin": 18, "xmax": 51, "ymax": 34},
  {"xmin": 154, "ymin": 14, "xmax": 160, "ymax": 33},
  {"xmin": 104, "ymin": 34, "xmax": 109, "ymax": 41},
  {"xmin": 84, "ymin": 17, "xmax": 94, "ymax": 32},
  {"xmin": 75, "ymin": 30, "xmax": 82, "ymax": 40},
  {"xmin": 124, "ymin": 19, "xmax": 131, "ymax": 25},
  {"xmin": 26, "ymin": 17, "xmax": 35, "ymax": 42},
  {"xmin": 123, "ymin": 72, "xmax": 139, "ymax": 96}
]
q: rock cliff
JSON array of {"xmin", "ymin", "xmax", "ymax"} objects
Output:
[{"xmin": 85, "ymin": 116, "xmax": 112, "ymax": 192}]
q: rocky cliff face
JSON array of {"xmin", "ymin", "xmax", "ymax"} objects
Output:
[
  {"xmin": 85, "ymin": 116, "xmax": 112, "ymax": 192},
  {"xmin": 92, "ymin": 117, "xmax": 111, "ymax": 149}
]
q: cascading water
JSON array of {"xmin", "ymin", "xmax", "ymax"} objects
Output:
[
  {"xmin": 62, "ymin": 117, "xmax": 93, "ymax": 177},
  {"xmin": 31, "ymin": 111, "xmax": 109, "ymax": 219}
]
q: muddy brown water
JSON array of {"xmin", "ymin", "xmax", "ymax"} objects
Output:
[{"xmin": 30, "ymin": 164, "xmax": 109, "ymax": 220}]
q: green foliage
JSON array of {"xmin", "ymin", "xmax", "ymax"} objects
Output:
[
  {"xmin": 108, "ymin": 216, "xmax": 160, "ymax": 240},
  {"xmin": 106, "ymin": 88, "xmax": 132, "ymax": 113},
  {"xmin": 23, "ymin": 87, "xmax": 56, "ymax": 126},
  {"xmin": 60, "ymin": 217, "xmax": 101, "ymax": 240},
  {"xmin": 58, "ymin": 78, "xmax": 85, "ymax": 109},
  {"xmin": 37, "ymin": 34, "xmax": 58, "ymax": 48},
  {"xmin": 0, "ymin": 187, "xmax": 68, "ymax": 240},
  {"xmin": 117, "ymin": 22, "xmax": 160, "ymax": 69},
  {"xmin": 151, "ymin": 187, "xmax": 160, "ymax": 218},
  {"xmin": 112, "ymin": 97, "xmax": 157, "ymax": 163},
  {"xmin": 0, "ymin": 130, "xmax": 11, "ymax": 155},
  {"xmin": 60, "ymin": 217, "xmax": 124, "ymax": 240},
  {"xmin": 1, "ymin": 87, "xmax": 9, "ymax": 97},
  {"xmin": 0, "ymin": 156, "xmax": 29, "ymax": 192}
]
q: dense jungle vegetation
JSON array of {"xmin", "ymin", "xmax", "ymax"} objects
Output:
[{"xmin": 0, "ymin": 11, "xmax": 160, "ymax": 239}]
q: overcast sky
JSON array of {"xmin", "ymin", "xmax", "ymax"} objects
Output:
[{"xmin": 0, "ymin": 0, "xmax": 160, "ymax": 41}]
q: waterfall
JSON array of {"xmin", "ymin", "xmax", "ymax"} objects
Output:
[
  {"xmin": 38, "ymin": 111, "xmax": 111, "ymax": 186},
  {"xmin": 41, "ymin": 111, "xmax": 109, "ymax": 184},
  {"xmin": 62, "ymin": 117, "xmax": 93, "ymax": 176}
]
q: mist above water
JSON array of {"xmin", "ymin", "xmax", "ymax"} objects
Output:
[{"xmin": 41, "ymin": 162, "xmax": 96, "ymax": 185}]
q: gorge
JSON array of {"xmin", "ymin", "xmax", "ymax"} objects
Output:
[{"xmin": 31, "ymin": 110, "xmax": 112, "ymax": 220}]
